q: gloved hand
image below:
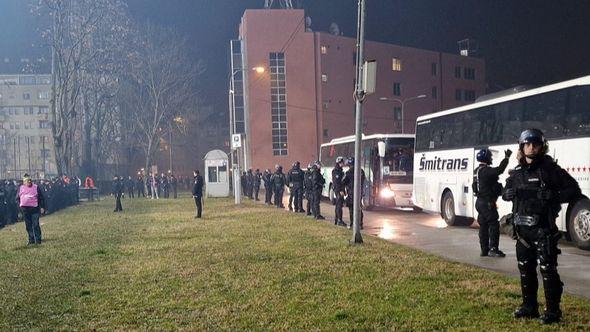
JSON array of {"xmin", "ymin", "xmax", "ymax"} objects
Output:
[
  {"xmin": 503, "ymin": 188, "xmax": 516, "ymax": 200},
  {"xmin": 504, "ymin": 149, "xmax": 513, "ymax": 159},
  {"xmin": 537, "ymin": 188, "xmax": 553, "ymax": 200}
]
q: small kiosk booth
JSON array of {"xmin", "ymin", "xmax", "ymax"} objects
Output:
[{"xmin": 203, "ymin": 149, "xmax": 230, "ymax": 197}]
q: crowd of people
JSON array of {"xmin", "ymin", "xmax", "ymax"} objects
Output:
[
  {"xmin": 240, "ymin": 157, "xmax": 365, "ymax": 229},
  {"xmin": 109, "ymin": 173, "xmax": 194, "ymax": 200},
  {"xmin": 0, "ymin": 175, "xmax": 80, "ymax": 231}
]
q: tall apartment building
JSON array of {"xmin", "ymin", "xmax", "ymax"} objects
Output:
[
  {"xmin": 229, "ymin": 9, "xmax": 486, "ymax": 170},
  {"xmin": 0, "ymin": 74, "xmax": 57, "ymax": 179}
]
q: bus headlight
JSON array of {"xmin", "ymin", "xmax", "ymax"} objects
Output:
[{"xmin": 380, "ymin": 187, "xmax": 395, "ymax": 199}]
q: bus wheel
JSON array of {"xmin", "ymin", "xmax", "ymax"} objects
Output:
[
  {"xmin": 329, "ymin": 185, "xmax": 336, "ymax": 205},
  {"xmin": 441, "ymin": 191, "xmax": 471, "ymax": 226},
  {"xmin": 568, "ymin": 199, "xmax": 590, "ymax": 250}
]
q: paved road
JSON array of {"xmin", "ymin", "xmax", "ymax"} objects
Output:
[{"xmin": 268, "ymin": 193, "xmax": 590, "ymax": 299}]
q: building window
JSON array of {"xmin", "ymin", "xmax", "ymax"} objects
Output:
[
  {"xmin": 23, "ymin": 93, "xmax": 31, "ymax": 100},
  {"xmin": 39, "ymin": 120, "xmax": 50, "ymax": 129},
  {"xmin": 432, "ymin": 86, "xmax": 437, "ymax": 99},
  {"xmin": 323, "ymin": 129, "xmax": 329, "ymax": 138},
  {"xmin": 464, "ymin": 67, "xmax": 475, "ymax": 80},
  {"xmin": 393, "ymin": 82, "xmax": 401, "ymax": 96},
  {"xmin": 19, "ymin": 76, "xmax": 35, "ymax": 85},
  {"xmin": 431, "ymin": 63, "xmax": 437, "ymax": 76},
  {"xmin": 321, "ymin": 46, "xmax": 328, "ymax": 54},
  {"xmin": 464, "ymin": 90, "xmax": 476, "ymax": 101},
  {"xmin": 392, "ymin": 58, "xmax": 402, "ymax": 71},
  {"xmin": 455, "ymin": 66, "xmax": 461, "ymax": 78},
  {"xmin": 270, "ymin": 52, "xmax": 288, "ymax": 156},
  {"xmin": 393, "ymin": 106, "xmax": 402, "ymax": 121},
  {"xmin": 38, "ymin": 76, "xmax": 51, "ymax": 84},
  {"xmin": 38, "ymin": 106, "xmax": 49, "ymax": 114},
  {"xmin": 321, "ymin": 74, "xmax": 328, "ymax": 83},
  {"xmin": 38, "ymin": 91, "xmax": 50, "ymax": 99},
  {"xmin": 455, "ymin": 89, "xmax": 462, "ymax": 101},
  {"xmin": 322, "ymin": 101, "xmax": 329, "ymax": 110},
  {"xmin": 15, "ymin": 122, "xmax": 20, "ymax": 129}
]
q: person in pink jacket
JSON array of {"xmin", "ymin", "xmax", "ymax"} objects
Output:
[{"xmin": 16, "ymin": 174, "xmax": 46, "ymax": 245}]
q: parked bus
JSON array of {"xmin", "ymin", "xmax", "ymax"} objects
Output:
[
  {"xmin": 413, "ymin": 75, "xmax": 590, "ymax": 250},
  {"xmin": 319, "ymin": 134, "xmax": 417, "ymax": 210}
]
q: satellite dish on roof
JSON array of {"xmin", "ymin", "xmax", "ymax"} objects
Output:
[
  {"xmin": 305, "ymin": 16, "xmax": 312, "ymax": 32},
  {"xmin": 329, "ymin": 22, "xmax": 340, "ymax": 36}
]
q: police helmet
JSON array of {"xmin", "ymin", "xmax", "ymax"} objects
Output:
[
  {"xmin": 518, "ymin": 128, "xmax": 545, "ymax": 146},
  {"xmin": 476, "ymin": 148, "xmax": 492, "ymax": 164},
  {"xmin": 314, "ymin": 160, "xmax": 321, "ymax": 168},
  {"xmin": 347, "ymin": 157, "xmax": 355, "ymax": 166},
  {"xmin": 307, "ymin": 163, "xmax": 313, "ymax": 170},
  {"xmin": 294, "ymin": 161, "xmax": 300, "ymax": 168},
  {"xmin": 518, "ymin": 128, "xmax": 548, "ymax": 157},
  {"xmin": 335, "ymin": 156, "xmax": 345, "ymax": 165}
]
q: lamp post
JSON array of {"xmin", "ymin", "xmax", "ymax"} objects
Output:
[
  {"xmin": 379, "ymin": 94, "xmax": 427, "ymax": 133},
  {"xmin": 229, "ymin": 66, "xmax": 265, "ymax": 204}
]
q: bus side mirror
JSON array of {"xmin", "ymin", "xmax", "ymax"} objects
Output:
[{"xmin": 377, "ymin": 141, "xmax": 386, "ymax": 158}]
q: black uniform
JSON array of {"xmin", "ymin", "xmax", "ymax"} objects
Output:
[
  {"xmin": 192, "ymin": 173, "xmax": 204, "ymax": 218},
  {"xmin": 136, "ymin": 176, "xmax": 145, "ymax": 197},
  {"xmin": 246, "ymin": 170, "xmax": 254, "ymax": 199},
  {"xmin": 303, "ymin": 168, "xmax": 313, "ymax": 216},
  {"xmin": 310, "ymin": 167, "xmax": 325, "ymax": 219},
  {"xmin": 332, "ymin": 164, "xmax": 345, "ymax": 224},
  {"xmin": 113, "ymin": 177, "xmax": 123, "ymax": 212},
  {"xmin": 170, "ymin": 175, "xmax": 178, "ymax": 199},
  {"xmin": 503, "ymin": 155, "xmax": 580, "ymax": 321},
  {"xmin": 271, "ymin": 168, "xmax": 287, "ymax": 208},
  {"xmin": 253, "ymin": 170, "xmax": 261, "ymax": 201},
  {"xmin": 342, "ymin": 167, "xmax": 366, "ymax": 228},
  {"xmin": 474, "ymin": 156, "xmax": 509, "ymax": 255},
  {"xmin": 0, "ymin": 183, "xmax": 6, "ymax": 228},
  {"xmin": 262, "ymin": 170, "xmax": 273, "ymax": 204},
  {"xmin": 287, "ymin": 165, "xmax": 305, "ymax": 212}
]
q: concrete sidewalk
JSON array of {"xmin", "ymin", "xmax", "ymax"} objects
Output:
[{"xmin": 260, "ymin": 191, "xmax": 590, "ymax": 299}]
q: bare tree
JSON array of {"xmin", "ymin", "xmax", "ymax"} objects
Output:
[
  {"xmin": 121, "ymin": 24, "xmax": 203, "ymax": 192},
  {"xmin": 34, "ymin": 0, "xmax": 130, "ymax": 176}
]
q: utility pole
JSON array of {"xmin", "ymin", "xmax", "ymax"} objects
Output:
[{"xmin": 351, "ymin": 0, "xmax": 366, "ymax": 244}]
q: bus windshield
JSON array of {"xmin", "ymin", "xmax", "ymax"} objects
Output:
[{"xmin": 382, "ymin": 138, "xmax": 414, "ymax": 183}]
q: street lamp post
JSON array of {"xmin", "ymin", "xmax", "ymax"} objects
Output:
[
  {"xmin": 379, "ymin": 94, "xmax": 427, "ymax": 133},
  {"xmin": 229, "ymin": 66, "xmax": 265, "ymax": 204}
]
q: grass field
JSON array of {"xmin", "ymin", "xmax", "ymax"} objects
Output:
[{"xmin": 1, "ymin": 194, "xmax": 589, "ymax": 331}]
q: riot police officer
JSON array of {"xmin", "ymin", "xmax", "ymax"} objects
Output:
[
  {"xmin": 262, "ymin": 169, "xmax": 273, "ymax": 205},
  {"xmin": 113, "ymin": 175, "xmax": 123, "ymax": 212},
  {"xmin": 503, "ymin": 128, "xmax": 581, "ymax": 324},
  {"xmin": 342, "ymin": 157, "xmax": 365, "ymax": 229},
  {"xmin": 287, "ymin": 161, "xmax": 305, "ymax": 212},
  {"xmin": 310, "ymin": 161, "xmax": 325, "ymax": 220},
  {"xmin": 474, "ymin": 147, "xmax": 512, "ymax": 257},
  {"xmin": 304, "ymin": 163, "xmax": 313, "ymax": 216},
  {"xmin": 253, "ymin": 169, "xmax": 261, "ymax": 201},
  {"xmin": 332, "ymin": 156, "xmax": 346, "ymax": 226},
  {"xmin": 271, "ymin": 165, "xmax": 287, "ymax": 208}
]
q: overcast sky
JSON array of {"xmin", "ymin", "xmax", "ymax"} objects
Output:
[{"xmin": 2, "ymin": 0, "xmax": 589, "ymax": 112}]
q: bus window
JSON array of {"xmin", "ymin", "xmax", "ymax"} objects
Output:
[
  {"xmin": 523, "ymin": 90, "xmax": 566, "ymax": 138},
  {"xmin": 566, "ymin": 86, "xmax": 590, "ymax": 137},
  {"xmin": 383, "ymin": 138, "xmax": 414, "ymax": 183}
]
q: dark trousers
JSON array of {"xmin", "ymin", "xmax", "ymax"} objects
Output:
[
  {"xmin": 128, "ymin": 189, "xmax": 134, "ymax": 199},
  {"xmin": 114, "ymin": 193, "xmax": 123, "ymax": 211},
  {"xmin": 194, "ymin": 196, "xmax": 202, "ymax": 217},
  {"xmin": 476, "ymin": 199, "xmax": 500, "ymax": 252},
  {"xmin": 264, "ymin": 186, "xmax": 273, "ymax": 204},
  {"xmin": 311, "ymin": 190, "xmax": 321, "ymax": 217},
  {"xmin": 274, "ymin": 189, "xmax": 284, "ymax": 207},
  {"xmin": 23, "ymin": 211, "xmax": 42, "ymax": 244},
  {"xmin": 306, "ymin": 192, "xmax": 312, "ymax": 215},
  {"xmin": 293, "ymin": 187, "xmax": 303, "ymax": 211},
  {"xmin": 173, "ymin": 187, "xmax": 177, "ymax": 199},
  {"xmin": 254, "ymin": 185, "xmax": 260, "ymax": 200},
  {"xmin": 335, "ymin": 192, "xmax": 344, "ymax": 222},
  {"xmin": 137, "ymin": 187, "xmax": 145, "ymax": 197},
  {"xmin": 516, "ymin": 226, "xmax": 563, "ymax": 312}
]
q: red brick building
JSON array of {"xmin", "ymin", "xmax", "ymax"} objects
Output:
[{"xmin": 230, "ymin": 9, "xmax": 485, "ymax": 170}]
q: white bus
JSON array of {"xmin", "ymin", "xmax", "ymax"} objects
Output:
[
  {"xmin": 413, "ymin": 75, "xmax": 590, "ymax": 250},
  {"xmin": 319, "ymin": 134, "xmax": 417, "ymax": 210}
]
